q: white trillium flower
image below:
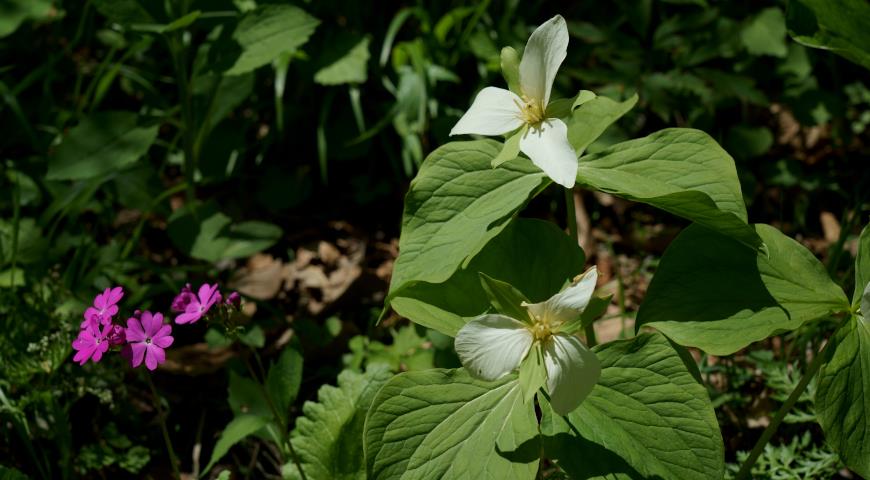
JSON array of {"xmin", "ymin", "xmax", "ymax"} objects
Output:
[
  {"xmin": 449, "ymin": 15, "xmax": 578, "ymax": 188},
  {"xmin": 454, "ymin": 268, "xmax": 602, "ymax": 415}
]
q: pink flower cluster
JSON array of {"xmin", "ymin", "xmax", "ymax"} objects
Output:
[{"xmin": 72, "ymin": 283, "xmax": 240, "ymax": 371}]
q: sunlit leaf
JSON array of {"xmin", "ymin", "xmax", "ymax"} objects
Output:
[
  {"xmin": 637, "ymin": 224, "xmax": 850, "ymax": 355},
  {"xmin": 541, "ymin": 333, "xmax": 723, "ymax": 480},
  {"xmin": 364, "ymin": 369, "xmax": 539, "ymax": 480}
]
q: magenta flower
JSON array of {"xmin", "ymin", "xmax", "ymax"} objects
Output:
[
  {"xmin": 124, "ymin": 311, "xmax": 174, "ymax": 371},
  {"xmin": 81, "ymin": 286, "xmax": 124, "ymax": 327},
  {"xmin": 171, "ymin": 283, "xmax": 196, "ymax": 312},
  {"xmin": 72, "ymin": 318, "xmax": 112, "ymax": 365},
  {"xmin": 225, "ymin": 291, "xmax": 241, "ymax": 308},
  {"xmin": 107, "ymin": 324, "xmax": 126, "ymax": 346},
  {"xmin": 174, "ymin": 284, "xmax": 221, "ymax": 325}
]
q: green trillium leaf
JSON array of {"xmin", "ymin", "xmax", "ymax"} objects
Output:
[
  {"xmin": 386, "ymin": 139, "xmax": 548, "ymax": 315},
  {"xmin": 577, "ymin": 128, "xmax": 761, "ymax": 249},
  {"xmin": 815, "ymin": 315, "xmax": 870, "ymax": 478},
  {"xmin": 391, "ymin": 218, "xmax": 584, "ymax": 336},
  {"xmin": 364, "ymin": 369, "xmax": 539, "ymax": 480},
  {"xmin": 540, "ymin": 333, "xmax": 724, "ymax": 480},
  {"xmin": 787, "ymin": 0, "xmax": 870, "ymax": 71},
  {"xmin": 854, "ymin": 224, "xmax": 870, "ymax": 308},
  {"xmin": 637, "ymin": 223, "xmax": 850, "ymax": 355}
]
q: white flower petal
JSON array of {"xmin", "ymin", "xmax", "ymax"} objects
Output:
[
  {"xmin": 455, "ymin": 314, "xmax": 534, "ymax": 381},
  {"xmin": 544, "ymin": 333, "xmax": 601, "ymax": 415},
  {"xmin": 525, "ymin": 267, "xmax": 598, "ymax": 326},
  {"xmin": 519, "ymin": 15, "xmax": 568, "ymax": 106},
  {"xmin": 450, "ymin": 87, "xmax": 524, "ymax": 136},
  {"xmin": 519, "ymin": 118, "xmax": 577, "ymax": 188}
]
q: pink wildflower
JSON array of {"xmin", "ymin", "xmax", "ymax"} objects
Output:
[
  {"xmin": 72, "ymin": 318, "xmax": 112, "ymax": 365},
  {"xmin": 224, "ymin": 291, "xmax": 241, "ymax": 308},
  {"xmin": 171, "ymin": 283, "xmax": 197, "ymax": 312},
  {"xmin": 81, "ymin": 286, "xmax": 124, "ymax": 327},
  {"xmin": 174, "ymin": 284, "xmax": 221, "ymax": 325},
  {"xmin": 107, "ymin": 324, "xmax": 126, "ymax": 346},
  {"xmin": 124, "ymin": 311, "xmax": 174, "ymax": 371}
]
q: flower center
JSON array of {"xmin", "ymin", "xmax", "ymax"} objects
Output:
[
  {"xmin": 515, "ymin": 95, "xmax": 545, "ymax": 127},
  {"xmin": 530, "ymin": 314, "xmax": 554, "ymax": 341},
  {"xmin": 145, "ymin": 338, "xmax": 152, "ymax": 345}
]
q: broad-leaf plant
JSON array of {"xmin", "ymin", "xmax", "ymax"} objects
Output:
[{"xmin": 362, "ymin": 14, "xmax": 869, "ymax": 480}]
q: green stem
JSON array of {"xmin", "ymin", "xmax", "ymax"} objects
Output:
[
  {"xmin": 565, "ymin": 188, "xmax": 597, "ymax": 347},
  {"xmin": 145, "ymin": 374, "xmax": 182, "ymax": 480},
  {"xmin": 735, "ymin": 340, "xmax": 829, "ymax": 480},
  {"xmin": 242, "ymin": 352, "xmax": 308, "ymax": 480}
]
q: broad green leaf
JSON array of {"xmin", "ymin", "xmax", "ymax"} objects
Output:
[
  {"xmin": 854, "ymin": 224, "xmax": 870, "ymax": 307},
  {"xmin": 364, "ymin": 369, "xmax": 539, "ymax": 480},
  {"xmin": 46, "ymin": 112, "xmax": 158, "ymax": 181},
  {"xmin": 0, "ymin": 0, "xmax": 52, "ymax": 37},
  {"xmin": 266, "ymin": 347, "xmax": 303, "ymax": 417},
  {"xmin": 567, "ymin": 94, "xmax": 638, "ymax": 155},
  {"xmin": 741, "ymin": 7, "xmax": 788, "ymax": 57},
  {"xmin": 167, "ymin": 202, "xmax": 282, "ymax": 262},
  {"xmin": 220, "ymin": 5, "xmax": 319, "ymax": 75},
  {"xmin": 283, "ymin": 367, "xmax": 392, "ymax": 480},
  {"xmin": 391, "ymin": 218, "xmax": 584, "ymax": 336},
  {"xmin": 387, "ymin": 140, "xmax": 548, "ymax": 309},
  {"xmin": 541, "ymin": 333, "xmax": 723, "ymax": 480},
  {"xmin": 314, "ymin": 37, "xmax": 371, "ymax": 85},
  {"xmin": 787, "ymin": 0, "xmax": 870, "ymax": 71},
  {"xmin": 479, "ymin": 273, "xmax": 531, "ymax": 324},
  {"xmin": 815, "ymin": 315, "xmax": 870, "ymax": 477},
  {"xmin": 203, "ymin": 414, "xmax": 270, "ymax": 475},
  {"xmin": 637, "ymin": 224, "xmax": 850, "ymax": 355},
  {"xmin": 577, "ymin": 128, "xmax": 761, "ymax": 248}
]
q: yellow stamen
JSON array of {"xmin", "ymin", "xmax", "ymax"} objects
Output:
[{"xmin": 514, "ymin": 94, "xmax": 545, "ymax": 127}]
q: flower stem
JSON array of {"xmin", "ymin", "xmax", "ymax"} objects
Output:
[
  {"xmin": 565, "ymin": 187, "xmax": 597, "ymax": 347},
  {"xmin": 145, "ymin": 373, "xmax": 182, "ymax": 480},
  {"xmin": 734, "ymin": 340, "xmax": 829, "ymax": 480}
]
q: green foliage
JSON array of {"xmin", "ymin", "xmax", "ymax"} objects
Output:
[
  {"xmin": 578, "ymin": 129, "xmax": 760, "ymax": 249},
  {"xmin": 167, "ymin": 202, "xmax": 283, "ymax": 262},
  {"xmin": 215, "ymin": 4, "xmax": 320, "ymax": 75},
  {"xmin": 45, "ymin": 112, "xmax": 159, "ymax": 181},
  {"xmin": 391, "ymin": 218, "xmax": 584, "ymax": 336},
  {"xmin": 814, "ymin": 315, "xmax": 870, "ymax": 477},
  {"xmin": 315, "ymin": 37, "xmax": 371, "ymax": 86},
  {"xmin": 73, "ymin": 423, "xmax": 150, "ymax": 475},
  {"xmin": 364, "ymin": 369, "xmax": 539, "ymax": 480},
  {"xmin": 726, "ymin": 432, "xmax": 841, "ymax": 480},
  {"xmin": 542, "ymin": 334, "xmax": 723, "ymax": 479},
  {"xmin": 284, "ymin": 367, "xmax": 392, "ymax": 480},
  {"xmin": 386, "ymin": 140, "xmax": 546, "ymax": 303},
  {"xmin": 343, "ymin": 326, "xmax": 435, "ymax": 373},
  {"xmin": 787, "ymin": 0, "xmax": 870, "ymax": 70},
  {"xmin": 203, "ymin": 415, "xmax": 270, "ymax": 475},
  {"xmin": 638, "ymin": 224, "xmax": 850, "ymax": 355}
]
